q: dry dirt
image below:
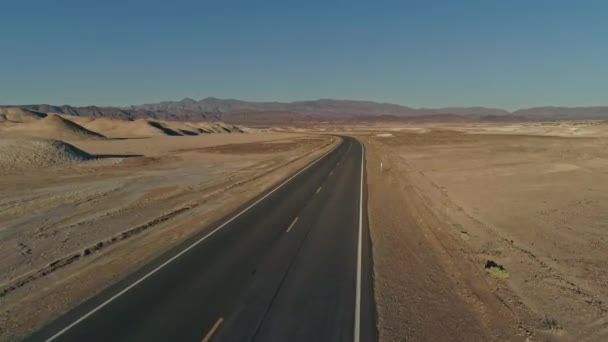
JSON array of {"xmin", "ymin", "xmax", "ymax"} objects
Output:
[
  {"xmin": 354, "ymin": 122, "xmax": 608, "ymax": 342},
  {"xmin": 0, "ymin": 132, "xmax": 337, "ymax": 340},
  {"xmin": 0, "ymin": 139, "xmax": 94, "ymax": 171}
]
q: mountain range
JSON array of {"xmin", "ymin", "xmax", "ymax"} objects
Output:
[{"xmin": 6, "ymin": 98, "xmax": 608, "ymax": 124}]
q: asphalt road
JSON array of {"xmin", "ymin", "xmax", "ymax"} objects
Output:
[{"xmin": 28, "ymin": 136, "xmax": 376, "ymax": 342}]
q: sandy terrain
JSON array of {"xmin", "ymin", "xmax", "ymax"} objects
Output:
[
  {"xmin": 4, "ymin": 109, "xmax": 606, "ymax": 341},
  {"xmin": 0, "ymin": 139, "xmax": 95, "ymax": 171},
  {"xmin": 355, "ymin": 122, "xmax": 608, "ymax": 341},
  {"xmin": 339, "ymin": 119, "xmax": 608, "ymax": 138},
  {"xmin": 0, "ymin": 131, "xmax": 337, "ymax": 340},
  {"xmin": 0, "ymin": 107, "xmax": 242, "ymax": 140}
]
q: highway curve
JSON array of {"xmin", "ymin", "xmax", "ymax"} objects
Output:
[{"xmin": 28, "ymin": 136, "xmax": 376, "ymax": 342}]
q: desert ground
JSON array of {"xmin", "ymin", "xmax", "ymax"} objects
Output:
[
  {"xmin": 2, "ymin": 108, "xmax": 608, "ymax": 341},
  {"xmin": 349, "ymin": 120, "xmax": 608, "ymax": 341},
  {"xmin": 0, "ymin": 108, "xmax": 337, "ymax": 340}
]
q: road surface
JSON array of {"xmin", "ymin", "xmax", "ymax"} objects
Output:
[{"xmin": 28, "ymin": 136, "xmax": 376, "ymax": 342}]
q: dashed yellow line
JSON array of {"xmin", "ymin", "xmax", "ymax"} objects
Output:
[
  {"xmin": 286, "ymin": 217, "xmax": 299, "ymax": 232},
  {"xmin": 202, "ymin": 317, "xmax": 224, "ymax": 342}
]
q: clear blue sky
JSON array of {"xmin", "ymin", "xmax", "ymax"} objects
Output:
[{"xmin": 1, "ymin": 0, "xmax": 606, "ymax": 109}]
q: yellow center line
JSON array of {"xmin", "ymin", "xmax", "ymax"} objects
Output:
[
  {"xmin": 316, "ymin": 186, "xmax": 322, "ymax": 194},
  {"xmin": 286, "ymin": 217, "xmax": 299, "ymax": 232},
  {"xmin": 202, "ymin": 317, "xmax": 224, "ymax": 342},
  {"xmin": 330, "ymin": 170, "xmax": 334, "ymax": 176}
]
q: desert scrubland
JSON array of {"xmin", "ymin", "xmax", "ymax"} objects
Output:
[
  {"xmin": 353, "ymin": 120, "xmax": 608, "ymax": 341},
  {"xmin": 0, "ymin": 108, "xmax": 337, "ymax": 340}
]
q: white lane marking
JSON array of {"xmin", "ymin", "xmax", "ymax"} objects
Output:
[
  {"xmin": 43, "ymin": 140, "xmax": 342, "ymax": 342},
  {"xmin": 286, "ymin": 217, "xmax": 299, "ymax": 233},
  {"xmin": 202, "ymin": 317, "xmax": 224, "ymax": 342},
  {"xmin": 315, "ymin": 186, "xmax": 322, "ymax": 194},
  {"xmin": 330, "ymin": 170, "xmax": 334, "ymax": 176},
  {"xmin": 354, "ymin": 141, "xmax": 364, "ymax": 342}
]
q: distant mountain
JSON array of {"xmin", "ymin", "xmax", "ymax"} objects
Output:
[
  {"xmin": 513, "ymin": 106, "xmax": 608, "ymax": 120},
  {"xmin": 17, "ymin": 104, "xmax": 219, "ymax": 122},
  {"xmin": 131, "ymin": 97, "xmax": 511, "ymax": 119},
  {"xmin": 5, "ymin": 98, "xmax": 608, "ymax": 124}
]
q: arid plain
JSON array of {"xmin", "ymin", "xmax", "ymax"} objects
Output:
[
  {"xmin": 1, "ymin": 106, "xmax": 607, "ymax": 341},
  {"xmin": 0, "ymin": 108, "xmax": 337, "ymax": 340},
  {"xmin": 345, "ymin": 121, "xmax": 608, "ymax": 342}
]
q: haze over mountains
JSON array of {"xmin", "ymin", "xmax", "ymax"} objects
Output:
[{"xmin": 6, "ymin": 98, "xmax": 608, "ymax": 124}]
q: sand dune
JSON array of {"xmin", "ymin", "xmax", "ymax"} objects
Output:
[
  {"xmin": 73, "ymin": 117, "xmax": 166, "ymax": 138},
  {"xmin": 0, "ymin": 138, "xmax": 93, "ymax": 171},
  {"xmin": 4, "ymin": 114, "xmax": 107, "ymax": 140},
  {"xmin": 191, "ymin": 121, "xmax": 242, "ymax": 133},
  {"xmin": 0, "ymin": 107, "xmax": 47, "ymax": 123},
  {"xmin": 159, "ymin": 121, "xmax": 205, "ymax": 136},
  {"xmin": 75, "ymin": 117, "xmax": 245, "ymax": 138},
  {"xmin": 61, "ymin": 115, "xmax": 96, "ymax": 125},
  {"xmin": 0, "ymin": 108, "xmax": 246, "ymax": 140},
  {"xmin": 192, "ymin": 122, "xmax": 221, "ymax": 133},
  {"xmin": 154, "ymin": 120, "xmax": 243, "ymax": 135}
]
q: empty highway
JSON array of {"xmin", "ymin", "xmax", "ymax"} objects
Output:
[{"xmin": 28, "ymin": 136, "xmax": 376, "ymax": 342}]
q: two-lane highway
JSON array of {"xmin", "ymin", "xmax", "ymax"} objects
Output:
[{"xmin": 28, "ymin": 136, "xmax": 376, "ymax": 342}]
